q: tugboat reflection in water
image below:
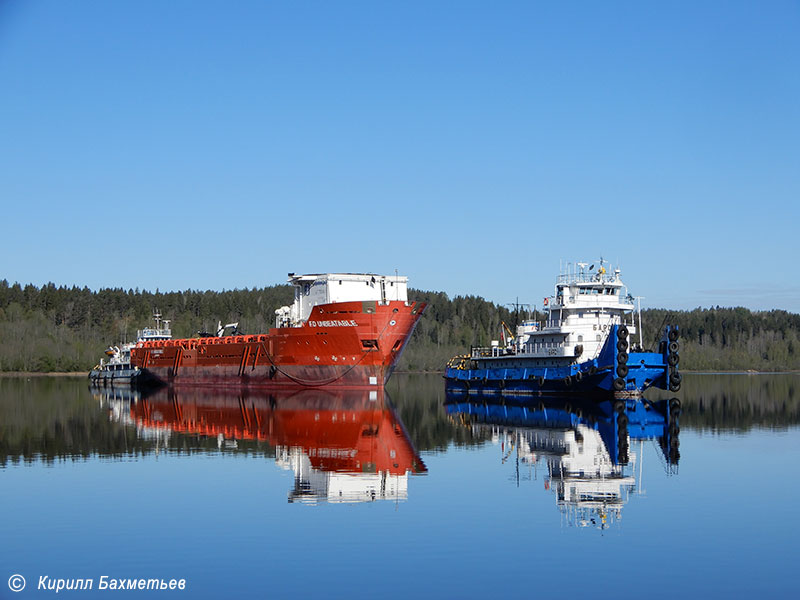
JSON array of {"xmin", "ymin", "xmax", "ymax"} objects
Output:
[
  {"xmin": 445, "ymin": 393, "xmax": 681, "ymax": 529},
  {"xmin": 100, "ymin": 387, "xmax": 427, "ymax": 504}
]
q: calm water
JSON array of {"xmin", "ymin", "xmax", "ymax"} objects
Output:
[{"xmin": 1, "ymin": 373, "xmax": 798, "ymax": 598}]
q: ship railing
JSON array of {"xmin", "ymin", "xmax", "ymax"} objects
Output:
[
  {"xmin": 471, "ymin": 346, "xmax": 517, "ymax": 358},
  {"xmin": 556, "ymin": 272, "xmax": 618, "ymax": 285},
  {"xmin": 524, "ymin": 320, "xmax": 564, "ymax": 330},
  {"xmin": 520, "ymin": 320, "xmax": 561, "ymax": 330},
  {"xmin": 137, "ymin": 327, "xmax": 172, "ymax": 338}
]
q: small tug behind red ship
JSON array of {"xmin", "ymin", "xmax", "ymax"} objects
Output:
[{"xmin": 130, "ymin": 273, "xmax": 425, "ymax": 390}]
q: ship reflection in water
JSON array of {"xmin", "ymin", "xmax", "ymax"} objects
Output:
[
  {"xmin": 98, "ymin": 387, "xmax": 427, "ymax": 504},
  {"xmin": 445, "ymin": 393, "xmax": 681, "ymax": 529}
]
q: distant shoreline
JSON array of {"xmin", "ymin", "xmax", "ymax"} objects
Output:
[
  {"xmin": 395, "ymin": 369, "xmax": 800, "ymax": 376},
  {"xmin": 680, "ymin": 370, "xmax": 800, "ymax": 375},
  {"xmin": 1, "ymin": 369, "xmax": 798, "ymax": 378},
  {"xmin": 0, "ymin": 372, "xmax": 87, "ymax": 377}
]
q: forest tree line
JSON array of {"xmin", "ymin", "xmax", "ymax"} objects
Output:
[{"xmin": 0, "ymin": 279, "xmax": 798, "ymax": 372}]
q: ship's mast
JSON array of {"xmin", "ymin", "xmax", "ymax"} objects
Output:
[{"xmin": 634, "ymin": 296, "xmax": 644, "ymax": 348}]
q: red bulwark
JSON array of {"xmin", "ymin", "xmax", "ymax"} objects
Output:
[{"xmin": 130, "ymin": 300, "xmax": 426, "ymax": 389}]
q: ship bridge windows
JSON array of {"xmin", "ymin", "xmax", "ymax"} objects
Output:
[{"xmin": 578, "ymin": 287, "xmax": 620, "ymax": 295}]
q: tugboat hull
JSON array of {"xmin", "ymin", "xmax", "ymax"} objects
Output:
[{"xmin": 445, "ymin": 324, "xmax": 681, "ymax": 398}]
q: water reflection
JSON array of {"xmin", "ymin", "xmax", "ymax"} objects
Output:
[
  {"xmin": 3, "ymin": 374, "xmax": 799, "ymax": 598},
  {"xmin": 102, "ymin": 386, "xmax": 427, "ymax": 504},
  {"xmin": 445, "ymin": 393, "xmax": 680, "ymax": 529},
  {"xmin": 3, "ymin": 373, "xmax": 793, "ymax": 469},
  {"xmin": 652, "ymin": 373, "xmax": 800, "ymax": 431}
]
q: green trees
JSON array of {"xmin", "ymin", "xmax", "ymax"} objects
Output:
[
  {"xmin": 0, "ymin": 278, "xmax": 798, "ymax": 372},
  {"xmin": 397, "ymin": 290, "xmax": 515, "ymax": 371},
  {"xmin": 641, "ymin": 307, "xmax": 800, "ymax": 371},
  {"xmin": 0, "ymin": 280, "xmax": 293, "ymax": 372}
]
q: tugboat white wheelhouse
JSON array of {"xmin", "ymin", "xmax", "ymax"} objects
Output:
[{"xmin": 444, "ymin": 260, "xmax": 681, "ymax": 397}]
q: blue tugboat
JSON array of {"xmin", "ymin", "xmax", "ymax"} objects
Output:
[{"xmin": 444, "ymin": 260, "xmax": 681, "ymax": 397}]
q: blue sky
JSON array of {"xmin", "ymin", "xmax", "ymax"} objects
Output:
[{"xmin": 1, "ymin": 1, "xmax": 798, "ymax": 312}]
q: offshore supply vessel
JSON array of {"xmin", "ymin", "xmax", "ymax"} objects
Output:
[
  {"xmin": 130, "ymin": 273, "xmax": 426, "ymax": 389},
  {"xmin": 445, "ymin": 260, "xmax": 681, "ymax": 397},
  {"xmin": 89, "ymin": 312, "xmax": 172, "ymax": 385}
]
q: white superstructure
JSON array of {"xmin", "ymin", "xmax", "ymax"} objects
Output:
[
  {"xmin": 475, "ymin": 260, "xmax": 638, "ymax": 367},
  {"xmin": 135, "ymin": 311, "xmax": 172, "ymax": 343},
  {"xmin": 275, "ymin": 273, "xmax": 409, "ymax": 328}
]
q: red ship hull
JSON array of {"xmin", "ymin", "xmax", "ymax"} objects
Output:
[{"xmin": 130, "ymin": 299, "xmax": 425, "ymax": 389}]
